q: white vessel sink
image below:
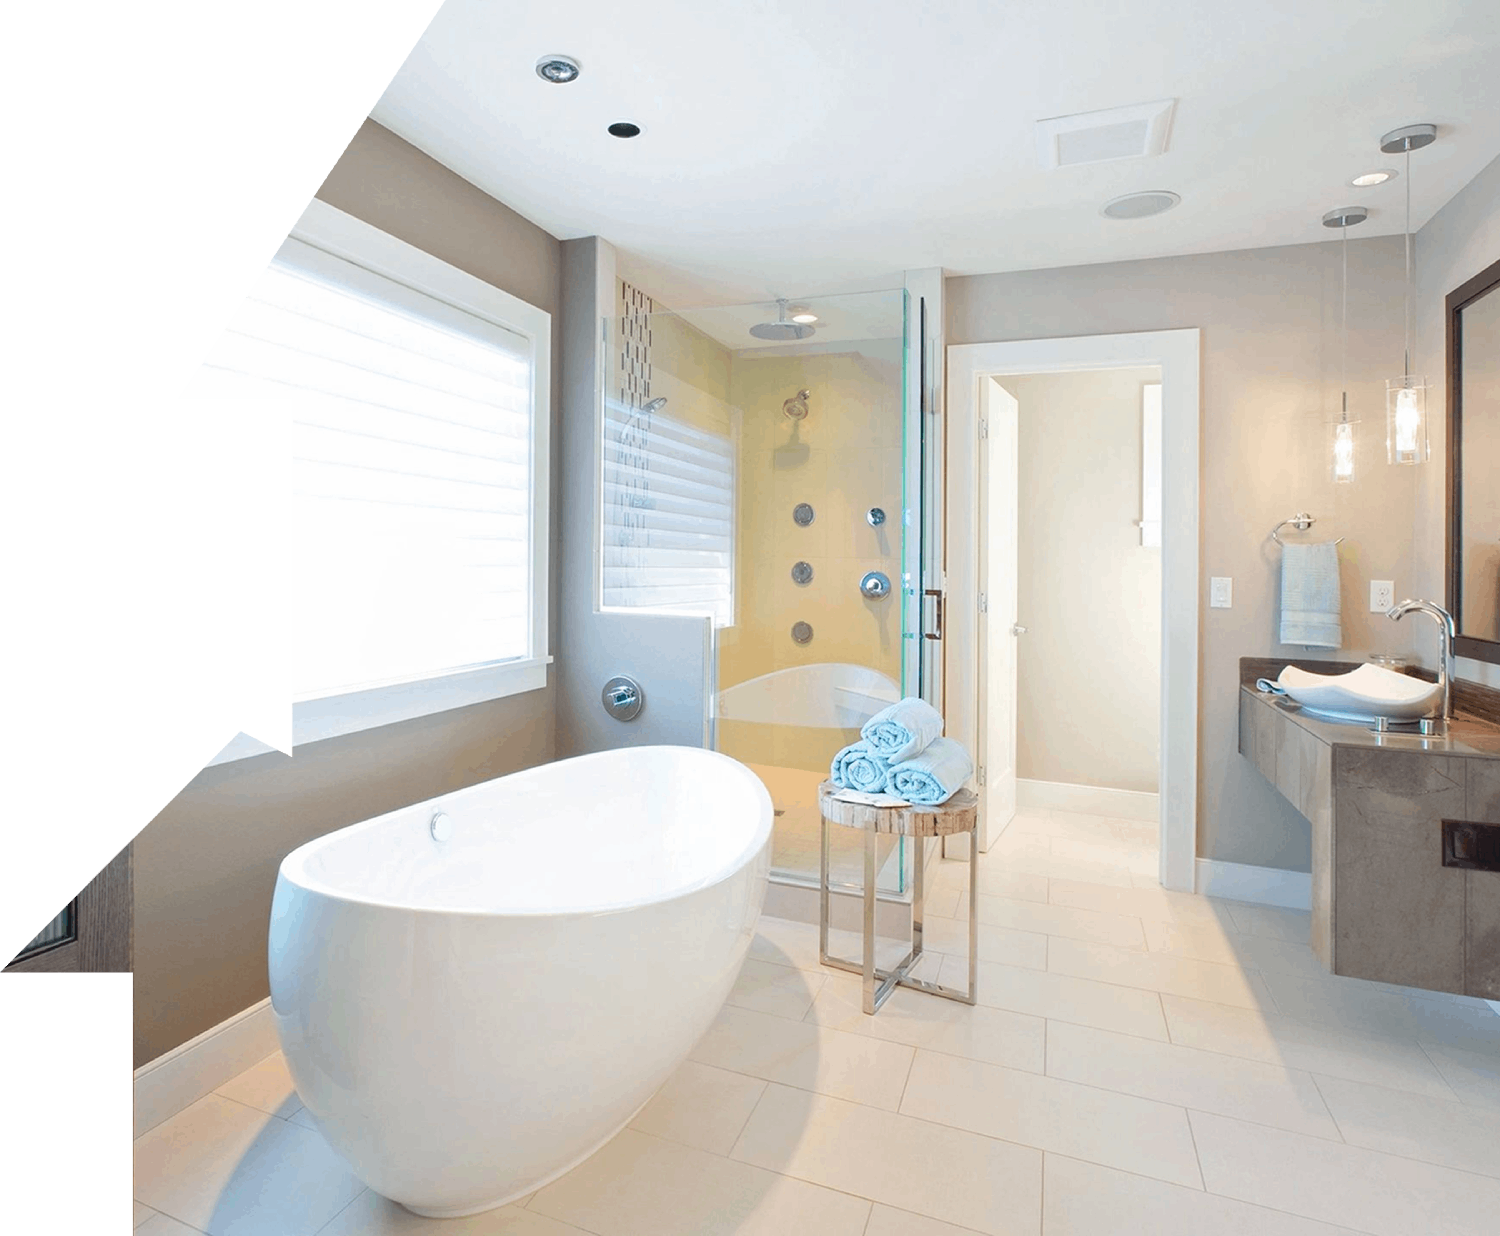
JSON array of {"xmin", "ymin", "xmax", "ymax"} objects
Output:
[{"xmin": 1276, "ymin": 664, "xmax": 1442, "ymax": 724}]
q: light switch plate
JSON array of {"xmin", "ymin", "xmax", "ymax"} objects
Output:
[
  {"xmin": 1210, "ymin": 577, "xmax": 1233, "ymax": 609},
  {"xmin": 1371, "ymin": 580, "xmax": 1395, "ymax": 612}
]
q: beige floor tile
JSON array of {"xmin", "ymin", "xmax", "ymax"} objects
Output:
[
  {"xmin": 1143, "ymin": 920, "xmax": 1334, "ymax": 982},
  {"xmin": 134, "ymin": 1200, "xmax": 157, "ymax": 1228},
  {"xmin": 1313, "ymin": 1073, "xmax": 1500, "ymax": 1178},
  {"xmin": 1190, "ymin": 1109, "xmax": 1500, "ymax": 1236},
  {"xmin": 1258, "ymin": 972, "xmax": 1500, "ymax": 1055},
  {"xmin": 1010, "ymin": 810, "xmax": 1121, "ymax": 841},
  {"xmin": 215, "ymin": 1051, "xmax": 303, "ymax": 1121},
  {"xmin": 1115, "ymin": 822, "xmax": 1160, "ymax": 846},
  {"xmin": 805, "ymin": 972, "xmax": 1046, "ymax": 1073},
  {"xmin": 725, "ymin": 958, "xmax": 825, "ymax": 1020},
  {"xmin": 1048, "ymin": 937, "xmax": 1267, "ymax": 1009},
  {"xmin": 316, "ymin": 1190, "xmax": 589, "ymax": 1235},
  {"xmin": 628, "ymin": 1060, "xmax": 767, "ymax": 1155},
  {"xmin": 1420, "ymin": 1043, "xmax": 1500, "ymax": 1112},
  {"xmin": 986, "ymin": 832, "xmax": 1053, "ymax": 859},
  {"xmin": 133, "ymin": 1092, "xmax": 364, "ymax": 1236},
  {"xmin": 1044, "ymin": 1020, "xmax": 1339, "ymax": 1138},
  {"xmin": 689, "ymin": 1003, "xmax": 915, "ymax": 1110},
  {"xmin": 923, "ymin": 884, "xmax": 963, "ymax": 918},
  {"xmin": 967, "ymin": 867, "xmax": 1050, "ymax": 905},
  {"xmin": 864, "ymin": 1203, "xmax": 992, "ymax": 1235},
  {"xmin": 975, "ymin": 893, "xmax": 1146, "ymax": 949},
  {"xmin": 532, "ymin": 1127, "xmax": 870, "ymax": 1236},
  {"xmin": 914, "ymin": 915, "xmax": 1047, "ymax": 969},
  {"xmin": 138, "ymin": 1214, "xmax": 210, "ymax": 1236},
  {"xmin": 1048, "ymin": 836, "xmax": 1158, "ymax": 874},
  {"xmin": 898, "ymin": 1050, "xmax": 1201, "ymax": 1187},
  {"xmin": 748, "ymin": 916, "xmax": 911, "ymax": 973},
  {"xmin": 1222, "ymin": 901, "xmax": 1314, "ymax": 943},
  {"xmin": 1042, "ymin": 1153, "xmax": 1365, "ymax": 1236},
  {"xmin": 730, "ymin": 1083, "xmax": 1041, "ymax": 1236},
  {"xmin": 937, "ymin": 955, "xmax": 1169, "ymax": 1040},
  {"xmin": 1049, "ymin": 879, "xmax": 1228, "ymax": 926},
  {"xmin": 1161, "ymin": 994, "xmax": 1458, "ymax": 1100},
  {"xmin": 982, "ymin": 851, "xmax": 1135, "ymax": 886}
]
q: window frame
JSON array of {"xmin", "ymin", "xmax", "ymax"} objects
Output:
[{"xmin": 207, "ymin": 198, "xmax": 551, "ymax": 767}]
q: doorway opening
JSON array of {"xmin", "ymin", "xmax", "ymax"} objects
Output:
[{"xmin": 945, "ymin": 331, "xmax": 1200, "ymax": 891}]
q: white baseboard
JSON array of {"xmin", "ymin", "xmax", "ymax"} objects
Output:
[
  {"xmin": 1018, "ymin": 778, "xmax": 1159, "ymax": 822},
  {"xmin": 133, "ymin": 997, "xmax": 278, "ymax": 1138},
  {"xmin": 1194, "ymin": 859, "xmax": 1312, "ymax": 911}
]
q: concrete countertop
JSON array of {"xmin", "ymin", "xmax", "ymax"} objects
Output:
[{"xmin": 1239, "ymin": 683, "xmax": 1500, "ymax": 760}]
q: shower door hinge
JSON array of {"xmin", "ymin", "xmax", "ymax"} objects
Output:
[
  {"xmin": 978, "ymin": 419, "xmax": 989, "ymax": 439},
  {"xmin": 978, "ymin": 592, "xmax": 988, "ymax": 614},
  {"xmin": 977, "ymin": 765, "xmax": 987, "ymax": 787}
]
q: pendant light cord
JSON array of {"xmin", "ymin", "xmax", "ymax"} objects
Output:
[{"xmin": 1404, "ymin": 146, "xmax": 1412, "ymax": 380}]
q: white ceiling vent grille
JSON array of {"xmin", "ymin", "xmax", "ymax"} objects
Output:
[{"xmin": 1035, "ymin": 99, "xmax": 1176, "ymax": 169}]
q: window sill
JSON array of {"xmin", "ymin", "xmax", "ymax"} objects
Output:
[{"xmin": 205, "ymin": 658, "xmax": 551, "ymax": 768}]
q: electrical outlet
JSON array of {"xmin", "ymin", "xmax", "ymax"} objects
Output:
[
  {"xmin": 1371, "ymin": 580, "xmax": 1395, "ymax": 612},
  {"xmin": 1210, "ymin": 577, "xmax": 1233, "ymax": 609}
]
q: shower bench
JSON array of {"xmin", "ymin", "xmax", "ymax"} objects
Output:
[{"xmin": 817, "ymin": 781, "xmax": 979, "ymax": 1014}]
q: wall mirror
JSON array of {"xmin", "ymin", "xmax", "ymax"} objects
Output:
[{"xmin": 1448, "ymin": 256, "xmax": 1500, "ymax": 665}]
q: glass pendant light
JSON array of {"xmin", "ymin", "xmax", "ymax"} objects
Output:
[
  {"xmin": 1322, "ymin": 205, "xmax": 1367, "ymax": 483},
  {"xmin": 1380, "ymin": 123, "xmax": 1437, "ymax": 465}
]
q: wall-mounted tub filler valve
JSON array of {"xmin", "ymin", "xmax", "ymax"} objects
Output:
[
  {"xmin": 602, "ymin": 675, "xmax": 645, "ymax": 721},
  {"xmin": 860, "ymin": 571, "xmax": 892, "ymax": 599},
  {"xmin": 866, "ymin": 507, "xmax": 886, "ymax": 526},
  {"xmin": 430, "ymin": 811, "xmax": 453, "ymax": 842}
]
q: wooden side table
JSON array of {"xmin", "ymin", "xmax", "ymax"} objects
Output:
[{"xmin": 817, "ymin": 780, "xmax": 979, "ymax": 1014}]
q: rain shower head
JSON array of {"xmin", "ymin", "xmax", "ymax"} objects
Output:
[{"xmin": 750, "ymin": 298, "xmax": 816, "ymax": 342}]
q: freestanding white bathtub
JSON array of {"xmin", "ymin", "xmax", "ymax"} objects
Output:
[{"xmin": 268, "ymin": 745, "xmax": 772, "ymax": 1217}]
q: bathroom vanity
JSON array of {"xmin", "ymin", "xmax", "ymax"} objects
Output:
[{"xmin": 1239, "ymin": 658, "xmax": 1500, "ymax": 998}]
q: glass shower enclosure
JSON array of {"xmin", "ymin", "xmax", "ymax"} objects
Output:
[{"xmin": 602, "ymin": 284, "xmax": 919, "ymax": 894}]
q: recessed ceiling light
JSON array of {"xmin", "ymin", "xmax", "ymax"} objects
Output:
[
  {"xmin": 789, "ymin": 308, "xmax": 818, "ymax": 324},
  {"xmin": 608, "ymin": 122, "xmax": 642, "ymax": 139},
  {"xmin": 1100, "ymin": 190, "xmax": 1180, "ymax": 220},
  {"xmin": 1351, "ymin": 169, "xmax": 1397, "ymax": 187},
  {"xmin": 535, "ymin": 55, "xmax": 580, "ymax": 84}
]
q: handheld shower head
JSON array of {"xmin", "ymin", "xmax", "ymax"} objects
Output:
[{"xmin": 642, "ymin": 396, "xmax": 668, "ymax": 413}]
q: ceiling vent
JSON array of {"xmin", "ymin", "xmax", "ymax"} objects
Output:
[{"xmin": 1035, "ymin": 99, "xmax": 1176, "ymax": 169}]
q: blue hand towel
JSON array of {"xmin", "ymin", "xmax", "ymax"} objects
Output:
[
  {"xmin": 1279, "ymin": 542, "xmax": 1342, "ymax": 649},
  {"xmin": 860, "ymin": 696, "xmax": 945, "ymax": 763},
  {"xmin": 831, "ymin": 742, "xmax": 891, "ymax": 793},
  {"xmin": 885, "ymin": 737, "xmax": 974, "ymax": 806}
]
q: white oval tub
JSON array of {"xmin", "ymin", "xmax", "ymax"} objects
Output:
[{"xmin": 267, "ymin": 745, "xmax": 772, "ymax": 1218}]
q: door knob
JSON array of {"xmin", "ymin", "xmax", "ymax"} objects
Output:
[{"xmin": 1012, "ymin": 624, "xmax": 1028, "ymax": 636}]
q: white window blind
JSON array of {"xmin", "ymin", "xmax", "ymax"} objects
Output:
[
  {"xmin": 601, "ymin": 397, "xmax": 735, "ymax": 627},
  {"xmin": 200, "ymin": 236, "xmax": 537, "ymax": 703}
]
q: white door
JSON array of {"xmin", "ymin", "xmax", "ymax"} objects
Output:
[{"xmin": 978, "ymin": 378, "xmax": 1019, "ymax": 849}]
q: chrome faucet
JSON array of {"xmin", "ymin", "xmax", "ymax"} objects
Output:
[{"xmin": 1385, "ymin": 599, "xmax": 1456, "ymax": 723}]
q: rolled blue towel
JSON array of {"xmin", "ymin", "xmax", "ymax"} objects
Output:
[
  {"xmin": 831, "ymin": 742, "xmax": 891, "ymax": 793},
  {"xmin": 885, "ymin": 737, "xmax": 973, "ymax": 806},
  {"xmin": 860, "ymin": 696, "xmax": 945, "ymax": 763}
]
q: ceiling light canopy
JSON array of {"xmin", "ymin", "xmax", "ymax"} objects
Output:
[
  {"xmin": 1351, "ymin": 169, "xmax": 1396, "ymax": 187},
  {"xmin": 1101, "ymin": 190, "xmax": 1180, "ymax": 220},
  {"xmin": 534, "ymin": 55, "xmax": 580, "ymax": 84}
]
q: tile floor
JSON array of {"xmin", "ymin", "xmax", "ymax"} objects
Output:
[{"xmin": 134, "ymin": 804, "xmax": 1500, "ymax": 1235}]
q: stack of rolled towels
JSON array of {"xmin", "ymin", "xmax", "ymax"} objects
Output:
[{"xmin": 831, "ymin": 697, "xmax": 974, "ymax": 806}]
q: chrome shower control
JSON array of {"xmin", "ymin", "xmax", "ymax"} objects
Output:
[
  {"xmin": 793, "ymin": 502, "xmax": 815, "ymax": 526},
  {"xmin": 866, "ymin": 507, "xmax": 886, "ymax": 526},
  {"xmin": 602, "ymin": 675, "xmax": 644, "ymax": 721},
  {"xmin": 860, "ymin": 571, "xmax": 891, "ymax": 599},
  {"xmin": 791, "ymin": 621, "xmax": 813, "ymax": 644},
  {"xmin": 791, "ymin": 561, "xmax": 813, "ymax": 585}
]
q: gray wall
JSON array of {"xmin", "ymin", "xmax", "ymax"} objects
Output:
[
  {"xmin": 133, "ymin": 120, "xmax": 562, "ymax": 1067},
  {"xmin": 949, "ymin": 235, "xmax": 1412, "ymax": 871},
  {"xmin": 1002, "ymin": 368, "xmax": 1163, "ymax": 794},
  {"xmin": 1412, "ymin": 154, "xmax": 1500, "ymax": 690}
]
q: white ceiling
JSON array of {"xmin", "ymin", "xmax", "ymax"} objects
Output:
[{"xmin": 372, "ymin": 0, "xmax": 1500, "ymax": 307}]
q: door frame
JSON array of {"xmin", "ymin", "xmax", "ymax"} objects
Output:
[{"xmin": 945, "ymin": 330, "xmax": 1201, "ymax": 892}]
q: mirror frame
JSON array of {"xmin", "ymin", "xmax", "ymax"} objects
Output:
[{"xmin": 1446, "ymin": 255, "xmax": 1500, "ymax": 666}]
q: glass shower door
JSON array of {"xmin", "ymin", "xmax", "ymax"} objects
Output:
[{"xmin": 600, "ymin": 285, "xmax": 916, "ymax": 894}]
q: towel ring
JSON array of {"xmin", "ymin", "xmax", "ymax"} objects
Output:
[{"xmin": 1271, "ymin": 512, "xmax": 1344, "ymax": 547}]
